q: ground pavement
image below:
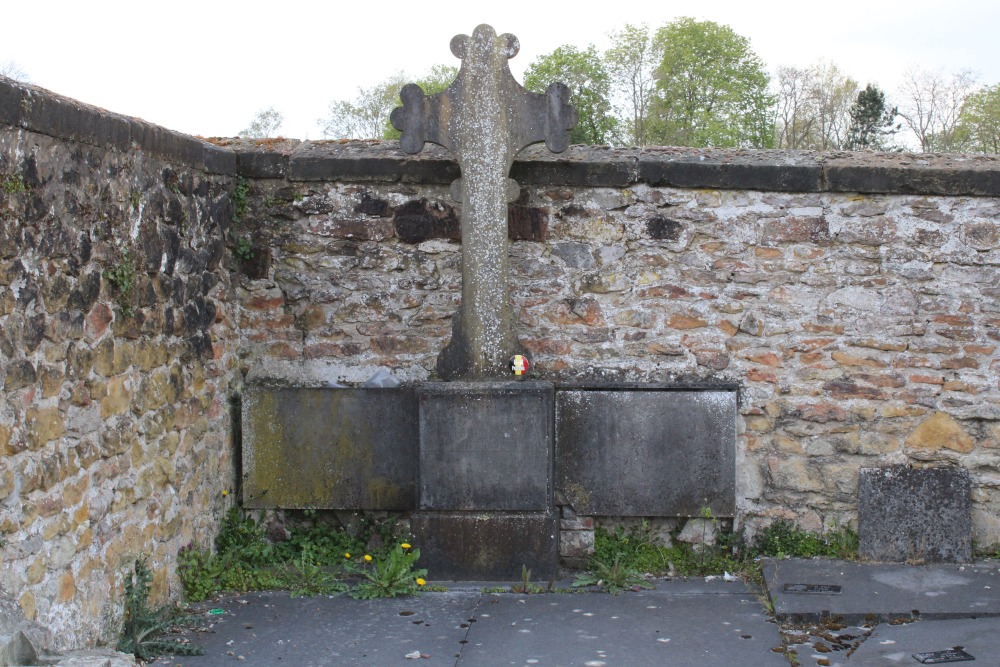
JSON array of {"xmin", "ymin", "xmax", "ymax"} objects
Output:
[{"xmin": 149, "ymin": 559, "xmax": 1000, "ymax": 667}]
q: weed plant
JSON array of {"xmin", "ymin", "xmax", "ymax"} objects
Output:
[
  {"xmin": 585, "ymin": 518, "xmax": 858, "ymax": 587},
  {"xmin": 117, "ymin": 558, "xmax": 205, "ymax": 661},
  {"xmin": 347, "ymin": 543, "xmax": 427, "ymax": 600},
  {"xmin": 750, "ymin": 520, "xmax": 858, "ymax": 560},
  {"xmin": 573, "ymin": 554, "xmax": 653, "ymax": 594},
  {"xmin": 178, "ymin": 506, "xmax": 413, "ymax": 601}
]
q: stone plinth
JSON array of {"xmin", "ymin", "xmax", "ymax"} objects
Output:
[
  {"xmin": 411, "ymin": 512, "xmax": 558, "ymax": 580},
  {"xmin": 858, "ymin": 466, "xmax": 972, "ymax": 563},
  {"xmin": 241, "ymin": 384, "xmax": 418, "ymax": 510},
  {"xmin": 417, "ymin": 382, "xmax": 553, "ymax": 511},
  {"xmin": 555, "ymin": 386, "xmax": 737, "ymax": 517}
]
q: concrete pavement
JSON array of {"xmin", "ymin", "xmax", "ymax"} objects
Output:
[{"xmin": 149, "ymin": 559, "xmax": 1000, "ymax": 667}]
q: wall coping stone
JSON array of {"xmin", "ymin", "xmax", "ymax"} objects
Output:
[
  {"xmin": 0, "ymin": 76, "xmax": 235, "ymax": 174},
  {"xmin": 5, "ymin": 76, "xmax": 1000, "ymax": 196}
]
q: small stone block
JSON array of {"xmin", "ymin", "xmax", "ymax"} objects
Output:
[
  {"xmin": 417, "ymin": 382, "xmax": 553, "ymax": 511},
  {"xmin": 858, "ymin": 466, "xmax": 972, "ymax": 563},
  {"xmin": 242, "ymin": 384, "xmax": 418, "ymax": 510},
  {"xmin": 556, "ymin": 388, "xmax": 737, "ymax": 516},
  {"xmin": 412, "ymin": 511, "xmax": 558, "ymax": 580}
]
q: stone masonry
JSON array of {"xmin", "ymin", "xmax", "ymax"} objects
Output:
[
  {"xmin": 1, "ymin": 78, "xmax": 238, "ymax": 649},
  {"xmin": 229, "ymin": 139, "xmax": 1000, "ymax": 552},
  {"xmin": 2, "ymin": 75, "xmax": 1000, "ymax": 649}
]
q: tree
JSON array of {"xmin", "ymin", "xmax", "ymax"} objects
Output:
[
  {"xmin": 845, "ymin": 84, "xmax": 899, "ymax": 150},
  {"xmin": 604, "ymin": 24, "xmax": 662, "ymax": 146},
  {"xmin": 898, "ymin": 67, "xmax": 978, "ymax": 152},
  {"xmin": 319, "ymin": 66, "xmax": 458, "ymax": 140},
  {"xmin": 773, "ymin": 66, "xmax": 816, "ymax": 149},
  {"xmin": 807, "ymin": 62, "xmax": 858, "ymax": 149},
  {"xmin": 0, "ymin": 60, "xmax": 29, "ymax": 82},
  {"xmin": 239, "ymin": 107, "xmax": 283, "ymax": 138},
  {"xmin": 956, "ymin": 84, "xmax": 1000, "ymax": 154},
  {"xmin": 524, "ymin": 45, "xmax": 617, "ymax": 145},
  {"xmin": 773, "ymin": 61, "xmax": 858, "ymax": 150},
  {"xmin": 648, "ymin": 18, "xmax": 774, "ymax": 148}
]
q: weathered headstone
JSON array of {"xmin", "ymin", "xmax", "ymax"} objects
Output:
[
  {"xmin": 241, "ymin": 384, "xmax": 418, "ymax": 510},
  {"xmin": 418, "ymin": 382, "xmax": 552, "ymax": 511},
  {"xmin": 391, "ymin": 23, "xmax": 577, "ymax": 380},
  {"xmin": 555, "ymin": 387, "xmax": 737, "ymax": 516},
  {"xmin": 414, "ymin": 381, "xmax": 557, "ymax": 579},
  {"xmin": 858, "ymin": 466, "xmax": 971, "ymax": 562}
]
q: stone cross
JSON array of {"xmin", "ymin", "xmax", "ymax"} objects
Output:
[{"xmin": 391, "ymin": 24, "xmax": 577, "ymax": 380}]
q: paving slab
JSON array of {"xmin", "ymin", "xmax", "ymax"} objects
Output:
[
  {"xmin": 763, "ymin": 559, "xmax": 1000, "ymax": 624},
  {"xmin": 153, "ymin": 580, "xmax": 786, "ymax": 667},
  {"xmin": 845, "ymin": 617, "xmax": 1000, "ymax": 665},
  {"xmin": 164, "ymin": 590, "xmax": 481, "ymax": 667},
  {"xmin": 458, "ymin": 581, "xmax": 787, "ymax": 667}
]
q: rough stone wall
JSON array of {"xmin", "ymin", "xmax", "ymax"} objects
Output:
[
  {"xmin": 230, "ymin": 140, "xmax": 1000, "ymax": 548},
  {"xmin": 0, "ymin": 79, "xmax": 239, "ymax": 648},
  {"xmin": 3, "ymin": 75, "xmax": 1000, "ymax": 649}
]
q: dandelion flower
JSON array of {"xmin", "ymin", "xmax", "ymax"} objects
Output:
[
  {"xmin": 364, "ymin": 554, "xmax": 373, "ymax": 562},
  {"xmin": 344, "ymin": 553, "xmax": 351, "ymax": 559},
  {"xmin": 416, "ymin": 578, "xmax": 426, "ymax": 586},
  {"xmin": 401, "ymin": 543, "xmax": 411, "ymax": 549},
  {"xmin": 221, "ymin": 489, "xmax": 229, "ymax": 497}
]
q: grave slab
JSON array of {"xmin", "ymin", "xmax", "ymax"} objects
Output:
[
  {"xmin": 411, "ymin": 511, "xmax": 558, "ymax": 580},
  {"xmin": 859, "ymin": 466, "xmax": 972, "ymax": 563},
  {"xmin": 763, "ymin": 558, "xmax": 1000, "ymax": 624},
  {"xmin": 417, "ymin": 382, "xmax": 553, "ymax": 511},
  {"xmin": 241, "ymin": 384, "xmax": 418, "ymax": 510},
  {"xmin": 555, "ymin": 386, "xmax": 737, "ymax": 516},
  {"xmin": 847, "ymin": 618, "xmax": 1000, "ymax": 666}
]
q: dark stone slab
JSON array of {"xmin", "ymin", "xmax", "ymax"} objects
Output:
[
  {"xmin": 0, "ymin": 78, "xmax": 23, "ymax": 126},
  {"xmin": 851, "ymin": 619, "xmax": 1000, "ymax": 665},
  {"xmin": 458, "ymin": 583, "xmax": 786, "ymax": 667},
  {"xmin": 411, "ymin": 511, "xmax": 558, "ymax": 580},
  {"xmin": 287, "ymin": 142, "xmax": 460, "ymax": 183},
  {"xmin": 763, "ymin": 559, "xmax": 1000, "ymax": 624},
  {"xmin": 202, "ymin": 144, "xmax": 236, "ymax": 175},
  {"xmin": 825, "ymin": 163, "xmax": 1000, "ymax": 197},
  {"xmin": 512, "ymin": 150, "xmax": 638, "ymax": 187},
  {"xmin": 417, "ymin": 382, "xmax": 553, "ymax": 511},
  {"xmin": 555, "ymin": 388, "xmax": 737, "ymax": 516},
  {"xmin": 241, "ymin": 384, "xmax": 418, "ymax": 510},
  {"xmin": 640, "ymin": 158, "xmax": 822, "ymax": 192},
  {"xmin": 236, "ymin": 150, "xmax": 290, "ymax": 179},
  {"xmin": 858, "ymin": 466, "xmax": 972, "ymax": 563}
]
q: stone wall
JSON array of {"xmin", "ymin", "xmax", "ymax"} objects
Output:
[
  {"xmin": 2, "ymin": 75, "xmax": 1000, "ymax": 649},
  {"xmin": 229, "ymin": 139, "xmax": 1000, "ymax": 547},
  {"xmin": 0, "ymin": 78, "xmax": 239, "ymax": 648}
]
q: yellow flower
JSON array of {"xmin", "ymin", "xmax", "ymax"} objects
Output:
[
  {"xmin": 401, "ymin": 543, "xmax": 411, "ymax": 549},
  {"xmin": 416, "ymin": 578, "xmax": 426, "ymax": 586},
  {"xmin": 364, "ymin": 554, "xmax": 373, "ymax": 562},
  {"xmin": 344, "ymin": 553, "xmax": 351, "ymax": 559},
  {"xmin": 221, "ymin": 489, "xmax": 229, "ymax": 497}
]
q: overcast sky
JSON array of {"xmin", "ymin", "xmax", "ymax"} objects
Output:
[{"xmin": 3, "ymin": 0, "xmax": 998, "ymax": 141}]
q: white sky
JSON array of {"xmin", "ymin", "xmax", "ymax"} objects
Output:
[{"xmin": 3, "ymin": 0, "xmax": 998, "ymax": 141}]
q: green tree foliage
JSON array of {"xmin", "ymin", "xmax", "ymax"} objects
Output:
[
  {"xmin": 845, "ymin": 83, "xmax": 899, "ymax": 150},
  {"xmin": 524, "ymin": 45, "xmax": 617, "ymax": 145},
  {"xmin": 319, "ymin": 66, "xmax": 458, "ymax": 140},
  {"xmin": 604, "ymin": 24, "xmax": 662, "ymax": 146},
  {"xmin": 239, "ymin": 107, "xmax": 284, "ymax": 138},
  {"xmin": 956, "ymin": 84, "xmax": 1000, "ymax": 153},
  {"xmin": 648, "ymin": 18, "xmax": 774, "ymax": 148}
]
